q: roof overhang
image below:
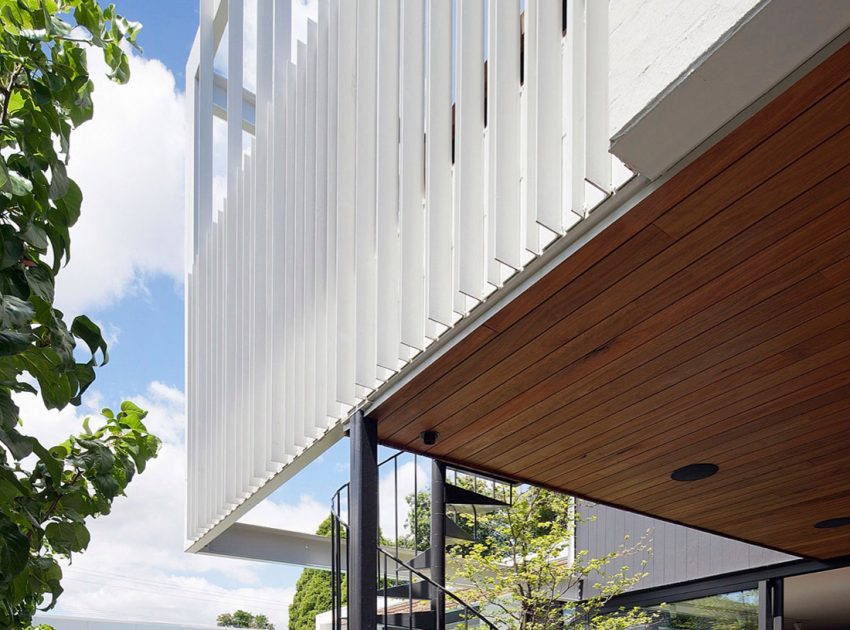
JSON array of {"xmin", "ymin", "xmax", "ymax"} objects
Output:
[{"xmin": 373, "ymin": 32, "xmax": 850, "ymax": 561}]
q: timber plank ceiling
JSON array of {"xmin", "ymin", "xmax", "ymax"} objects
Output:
[{"xmin": 374, "ymin": 41, "xmax": 850, "ymax": 561}]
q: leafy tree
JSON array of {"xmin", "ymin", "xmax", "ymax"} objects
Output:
[
  {"xmin": 450, "ymin": 488, "xmax": 654, "ymax": 630},
  {"xmin": 288, "ymin": 517, "xmax": 345, "ymax": 630},
  {"xmin": 0, "ymin": 1, "xmax": 159, "ymax": 628},
  {"xmin": 217, "ymin": 610, "xmax": 275, "ymax": 630},
  {"xmin": 397, "ymin": 490, "xmax": 429, "ymax": 552}
]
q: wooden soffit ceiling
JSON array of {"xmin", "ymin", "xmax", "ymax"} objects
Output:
[{"xmin": 374, "ymin": 41, "xmax": 850, "ymax": 561}]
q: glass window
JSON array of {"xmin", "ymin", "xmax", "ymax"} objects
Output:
[{"xmin": 613, "ymin": 588, "xmax": 759, "ymax": 630}]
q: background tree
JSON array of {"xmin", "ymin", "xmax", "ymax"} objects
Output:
[
  {"xmin": 217, "ymin": 610, "xmax": 275, "ymax": 630},
  {"xmin": 0, "ymin": 2, "xmax": 158, "ymax": 628},
  {"xmin": 288, "ymin": 517, "xmax": 345, "ymax": 630},
  {"xmin": 450, "ymin": 488, "xmax": 654, "ymax": 630}
]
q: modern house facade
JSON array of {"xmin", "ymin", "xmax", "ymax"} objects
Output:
[{"xmin": 185, "ymin": 1, "xmax": 850, "ymax": 627}]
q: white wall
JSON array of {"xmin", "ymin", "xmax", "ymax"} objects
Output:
[
  {"xmin": 609, "ymin": 0, "xmax": 761, "ymax": 136},
  {"xmin": 576, "ymin": 502, "xmax": 796, "ymax": 595}
]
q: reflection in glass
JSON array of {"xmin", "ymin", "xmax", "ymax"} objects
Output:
[{"xmin": 616, "ymin": 589, "xmax": 759, "ymax": 630}]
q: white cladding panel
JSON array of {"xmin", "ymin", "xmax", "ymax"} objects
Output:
[{"xmin": 186, "ymin": 0, "xmax": 618, "ymax": 543}]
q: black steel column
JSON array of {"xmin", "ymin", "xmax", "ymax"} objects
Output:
[
  {"xmin": 431, "ymin": 459, "xmax": 446, "ymax": 629},
  {"xmin": 349, "ymin": 411, "xmax": 378, "ymax": 630}
]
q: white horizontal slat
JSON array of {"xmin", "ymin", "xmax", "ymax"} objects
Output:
[
  {"xmin": 399, "ymin": 0, "xmax": 426, "ymax": 351},
  {"xmin": 376, "ymin": 0, "xmax": 401, "ymax": 371},
  {"xmin": 426, "ymin": 0, "xmax": 454, "ymax": 327},
  {"xmin": 456, "ymin": 0, "xmax": 486, "ymax": 300}
]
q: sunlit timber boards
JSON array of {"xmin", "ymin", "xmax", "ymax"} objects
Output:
[{"xmin": 373, "ymin": 41, "xmax": 850, "ymax": 561}]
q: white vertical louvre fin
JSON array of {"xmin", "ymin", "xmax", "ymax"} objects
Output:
[
  {"xmin": 326, "ymin": 0, "xmax": 340, "ymax": 417},
  {"xmin": 271, "ymin": 0, "xmax": 291, "ymax": 463},
  {"xmin": 304, "ymin": 22, "xmax": 319, "ymax": 438},
  {"xmin": 564, "ymin": 0, "xmax": 586, "ymax": 219},
  {"xmin": 399, "ymin": 0, "xmax": 426, "ymax": 351},
  {"xmin": 284, "ymin": 62, "xmax": 298, "ymax": 453},
  {"xmin": 294, "ymin": 43, "xmax": 307, "ymax": 444},
  {"xmin": 456, "ymin": 0, "xmax": 486, "ymax": 300},
  {"xmin": 255, "ymin": 0, "xmax": 273, "ymax": 476},
  {"xmin": 376, "ymin": 0, "xmax": 401, "ymax": 371},
  {"xmin": 490, "ymin": 0, "xmax": 522, "ymax": 270},
  {"xmin": 535, "ymin": 0, "xmax": 565, "ymax": 233},
  {"xmin": 426, "ymin": 0, "xmax": 454, "ymax": 327},
  {"xmin": 585, "ymin": 0, "xmax": 609, "ymax": 192},
  {"xmin": 354, "ymin": 0, "xmax": 378, "ymax": 389},
  {"xmin": 315, "ymin": 0, "xmax": 330, "ymax": 426},
  {"xmin": 335, "ymin": 0, "xmax": 357, "ymax": 406}
]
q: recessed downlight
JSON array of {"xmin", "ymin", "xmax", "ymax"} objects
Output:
[
  {"xmin": 671, "ymin": 463, "xmax": 719, "ymax": 482},
  {"xmin": 814, "ymin": 517, "xmax": 850, "ymax": 529}
]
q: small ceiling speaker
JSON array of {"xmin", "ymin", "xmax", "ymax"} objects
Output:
[{"xmin": 420, "ymin": 430, "xmax": 439, "ymax": 446}]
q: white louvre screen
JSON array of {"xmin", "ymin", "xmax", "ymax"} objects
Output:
[{"xmin": 186, "ymin": 0, "xmax": 618, "ymax": 544}]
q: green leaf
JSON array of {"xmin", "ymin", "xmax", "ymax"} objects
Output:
[
  {"xmin": 0, "ymin": 225, "xmax": 24, "ymax": 270},
  {"xmin": 32, "ymin": 440, "xmax": 62, "ymax": 483},
  {"xmin": 0, "ymin": 158, "xmax": 8, "ymax": 190},
  {"xmin": 45, "ymin": 521, "xmax": 90, "ymax": 554},
  {"xmin": 0, "ymin": 477, "xmax": 22, "ymax": 503},
  {"xmin": 0, "ymin": 389, "xmax": 19, "ymax": 430},
  {"xmin": 58, "ymin": 178, "xmax": 82, "ymax": 226},
  {"xmin": 21, "ymin": 223, "xmax": 48, "ymax": 251},
  {"xmin": 0, "ymin": 295, "xmax": 34, "ymax": 328},
  {"xmin": 48, "ymin": 160, "xmax": 69, "ymax": 200},
  {"xmin": 0, "ymin": 518, "xmax": 29, "ymax": 577},
  {"xmin": 0, "ymin": 426, "xmax": 34, "ymax": 459},
  {"xmin": 0, "ymin": 330, "xmax": 33, "ymax": 357},
  {"xmin": 25, "ymin": 264, "xmax": 54, "ymax": 303},
  {"xmin": 6, "ymin": 171, "xmax": 33, "ymax": 197},
  {"xmin": 71, "ymin": 315, "xmax": 108, "ymax": 366}
]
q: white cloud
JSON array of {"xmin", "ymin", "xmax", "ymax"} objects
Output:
[
  {"xmin": 17, "ymin": 383, "xmax": 294, "ymax": 628},
  {"xmin": 55, "ymin": 49, "xmax": 185, "ymax": 315},
  {"xmin": 239, "ymin": 494, "xmax": 329, "ymax": 534}
]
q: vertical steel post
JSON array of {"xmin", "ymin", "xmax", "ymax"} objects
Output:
[
  {"xmin": 771, "ymin": 578, "xmax": 784, "ymax": 630},
  {"xmin": 431, "ymin": 459, "xmax": 447, "ymax": 629},
  {"xmin": 349, "ymin": 411, "xmax": 378, "ymax": 630},
  {"xmin": 758, "ymin": 580, "xmax": 770, "ymax": 630},
  {"xmin": 758, "ymin": 578, "xmax": 784, "ymax": 630}
]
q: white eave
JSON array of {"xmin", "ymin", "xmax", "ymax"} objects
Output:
[{"xmin": 611, "ymin": 0, "xmax": 850, "ymax": 180}]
